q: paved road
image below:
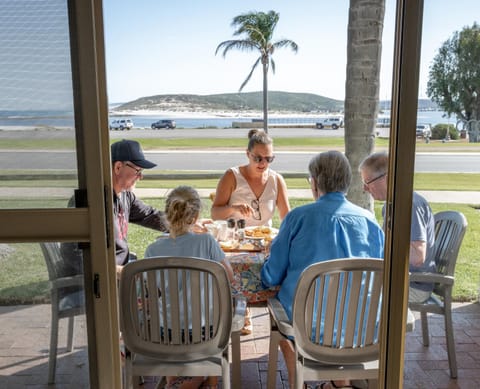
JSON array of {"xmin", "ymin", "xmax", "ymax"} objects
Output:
[
  {"xmin": 0, "ymin": 126, "xmax": 344, "ymax": 139},
  {"xmin": 109, "ymin": 126, "xmax": 346, "ymax": 139},
  {"xmin": 1, "ymin": 149, "xmax": 479, "ymax": 173},
  {"xmin": 1, "ymin": 127, "xmax": 479, "ymax": 172}
]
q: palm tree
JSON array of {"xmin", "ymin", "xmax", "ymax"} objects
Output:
[
  {"xmin": 216, "ymin": 10, "xmax": 298, "ymax": 133},
  {"xmin": 344, "ymin": 0, "xmax": 385, "ymax": 210}
]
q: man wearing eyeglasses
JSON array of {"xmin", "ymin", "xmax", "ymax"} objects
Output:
[
  {"xmin": 359, "ymin": 151, "xmax": 436, "ymax": 304},
  {"xmin": 111, "ymin": 139, "xmax": 169, "ymax": 272}
]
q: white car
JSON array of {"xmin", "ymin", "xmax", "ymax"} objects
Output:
[
  {"xmin": 315, "ymin": 117, "xmax": 343, "ymax": 129},
  {"xmin": 416, "ymin": 124, "xmax": 431, "ymax": 138},
  {"xmin": 109, "ymin": 119, "xmax": 133, "ymax": 131}
]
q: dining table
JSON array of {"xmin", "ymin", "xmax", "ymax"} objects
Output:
[
  {"xmin": 223, "ymin": 247, "xmax": 279, "ymax": 389},
  {"xmin": 225, "ymin": 251, "xmax": 279, "ymax": 305}
]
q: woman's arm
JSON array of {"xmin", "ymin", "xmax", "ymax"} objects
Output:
[
  {"xmin": 276, "ymin": 174, "xmax": 291, "ymax": 220},
  {"xmin": 211, "ymin": 170, "xmax": 253, "ymax": 220}
]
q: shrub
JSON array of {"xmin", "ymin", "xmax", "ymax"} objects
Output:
[{"xmin": 432, "ymin": 123, "xmax": 459, "ymax": 140}]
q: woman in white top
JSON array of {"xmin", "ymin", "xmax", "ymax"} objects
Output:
[
  {"xmin": 211, "ymin": 129, "xmax": 290, "ymax": 336},
  {"xmin": 211, "ymin": 129, "xmax": 290, "ymax": 227}
]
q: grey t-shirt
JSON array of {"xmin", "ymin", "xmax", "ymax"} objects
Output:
[
  {"xmin": 144, "ymin": 232, "xmax": 226, "ymax": 329},
  {"xmin": 382, "ymin": 192, "xmax": 435, "ymax": 292}
]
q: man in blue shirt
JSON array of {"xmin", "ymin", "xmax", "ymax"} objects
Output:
[{"xmin": 261, "ymin": 151, "xmax": 384, "ymax": 389}]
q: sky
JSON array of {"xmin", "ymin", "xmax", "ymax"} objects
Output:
[
  {"xmin": 0, "ymin": 0, "xmax": 478, "ymax": 110},
  {"xmin": 103, "ymin": 0, "xmax": 480, "ymax": 104},
  {"xmin": 0, "ymin": 0, "xmax": 73, "ymax": 110}
]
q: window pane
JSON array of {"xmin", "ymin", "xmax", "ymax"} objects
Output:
[
  {"xmin": 0, "ymin": 241, "xmax": 88, "ymax": 386},
  {"xmin": 0, "ymin": 0, "xmax": 78, "ymax": 209}
]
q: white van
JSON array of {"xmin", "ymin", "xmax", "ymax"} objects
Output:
[
  {"xmin": 315, "ymin": 117, "xmax": 343, "ymax": 129},
  {"xmin": 109, "ymin": 119, "xmax": 133, "ymax": 131}
]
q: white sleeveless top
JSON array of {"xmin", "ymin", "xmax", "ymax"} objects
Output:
[{"xmin": 228, "ymin": 166, "xmax": 278, "ymax": 227}]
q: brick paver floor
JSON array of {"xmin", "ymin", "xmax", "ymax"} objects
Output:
[{"xmin": 1, "ymin": 302, "xmax": 479, "ymax": 388}]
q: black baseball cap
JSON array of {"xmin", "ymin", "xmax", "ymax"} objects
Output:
[{"xmin": 111, "ymin": 139, "xmax": 156, "ymax": 169}]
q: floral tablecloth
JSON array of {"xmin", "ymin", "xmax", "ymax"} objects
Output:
[{"xmin": 226, "ymin": 252, "xmax": 279, "ymax": 304}]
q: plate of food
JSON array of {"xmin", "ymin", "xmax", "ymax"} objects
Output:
[
  {"xmin": 219, "ymin": 240, "xmax": 261, "ymax": 252},
  {"xmin": 244, "ymin": 226, "xmax": 279, "ymax": 241},
  {"xmin": 219, "ymin": 240, "xmax": 237, "ymax": 251}
]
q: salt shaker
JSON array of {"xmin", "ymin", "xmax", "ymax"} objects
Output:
[
  {"xmin": 227, "ymin": 218, "xmax": 236, "ymax": 242},
  {"xmin": 237, "ymin": 219, "xmax": 246, "ymax": 242}
]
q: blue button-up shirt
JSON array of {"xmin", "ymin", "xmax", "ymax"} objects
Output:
[{"xmin": 261, "ymin": 192, "xmax": 385, "ymax": 320}]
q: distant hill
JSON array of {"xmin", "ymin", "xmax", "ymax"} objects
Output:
[
  {"xmin": 113, "ymin": 91, "xmax": 345, "ymax": 113},
  {"xmin": 114, "ymin": 92, "xmax": 439, "ymax": 114},
  {"xmin": 379, "ymin": 98, "xmax": 439, "ymax": 111}
]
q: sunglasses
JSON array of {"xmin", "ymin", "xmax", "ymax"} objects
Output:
[
  {"xmin": 250, "ymin": 153, "xmax": 275, "ymax": 164},
  {"xmin": 251, "ymin": 199, "xmax": 262, "ymax": 220}
]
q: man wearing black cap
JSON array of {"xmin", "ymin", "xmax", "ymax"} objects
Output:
[{"xmin": 111, "ymin": 139, "xmax": 168, "ymax": 271}]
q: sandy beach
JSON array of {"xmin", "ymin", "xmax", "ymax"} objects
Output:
[{"xmin": 110, "ymin": 109, "xmax": 342, "ymax": 119}]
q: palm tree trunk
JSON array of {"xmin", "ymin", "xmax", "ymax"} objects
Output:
[
  {"xmin": 344, "ymin": 0, "xmax": 385, "ymax": 211},
  {"xmin": 262, "ymin": 62, "xmax": 269, "ymax": 133}
]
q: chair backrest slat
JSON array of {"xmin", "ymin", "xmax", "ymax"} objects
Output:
[
  {"xmin": 158, "ymin": 270, "xmax": 169, "ymax": 345},
  {"xmin": 212, "ymin": 273, "xmax": 219, "ymax": 337},
  {"xmin": 190, "ymin": 270, "xmax": 201, "ymax": 344},
  {"xmin": 168, "ymin": 269, "xmax": 181, "ymax": 344},
  {"xmin": 433, "ymin": 211, "xmax": 467, "ymax": 277},
  {"xmin": 119, "ymin": 256, "xmax": 233, "ymax": 362},
  {"xmin": 431, "ymin": 211, "xmax": 467, "ymax": 295},
  {"xmin": 344, "ymin": 272, "xmax": 362, "ymax": 348},
  {"xmin": 365, "ymin": 271, "xmax": 383, "ymax": 345},
  {"xmin": 130, "ymin": 274, "xmax": 148, "ymax": 339},
  {"xmin": 146, "ymin": 271, "xmax": 159, "ymax": 342},
  {"xmin": 323, "ymin": 273, "xmax": 340, "ymax": 346},
  {"xmin": 335, "ymin": 273, "xmax": 349, "ymax": 348},
  {"xmin": 293, "ymin": 258, "xmax": 383, "ymax": 365},
  {"xmin": 40, "ymin": 242, "xmax": 64, "ymax": 281},
  {"xmin": 360, "ymin": 271, "xmax": 374, "ymax": 347},
  {"xmin": 311, "ymin": 278, "xmax": 322, "ymax": 343}
]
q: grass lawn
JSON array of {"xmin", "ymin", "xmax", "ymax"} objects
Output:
[
  {"xmin": 2, "ymin": 173, "xmax": 480, "ymax": 192},
  {"xmin": 0, "ymin": 135, "xmax": 478, "ymax": 303},
  {"xmin": 0, "ymin": 197, "xmax": 478, "ymax": 304},
  {"xmin": 2, "ymin": 135, "xmax": 480, "ymax": 151}
]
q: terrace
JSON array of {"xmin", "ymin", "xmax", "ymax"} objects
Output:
[{"xmin": 1, "ymin": 302, "xmax": 479, "ymax": 388}]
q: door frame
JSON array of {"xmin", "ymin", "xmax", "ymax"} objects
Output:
[
  {"xmin": 0, "ymin": 0, "xmax": 427, "ymax": 387},
  {"xmin": 0, "ymin": 0, "xmax": 121, "ymax": 387},
  {"xmin": 380, "ymin": 0, "xmax": 424, "ymax": 387}
]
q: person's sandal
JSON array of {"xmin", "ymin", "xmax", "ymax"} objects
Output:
[{"xmin": 240, "ymin": 308, "xmax": 253, "ymax": 335}]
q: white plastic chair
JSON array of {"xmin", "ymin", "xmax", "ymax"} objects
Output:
[
  {"xmin": 119, "ymin": 256, "xmax": 245, "ymax": 389},
  {"xmin": 39, "ymin": 242, "xmax": 85, "ymax": 384},
  {"xmin": 267, "ymin": 258, "xmax": 384, "ymax": 389},
  {"xmin": 409, "ymin": 211, "xmax": 468, "ymax": 378}
]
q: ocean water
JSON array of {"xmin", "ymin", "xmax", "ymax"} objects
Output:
[
  {"xmin": 0, "ymin": 109, "xmax": 454, "ymax": 129},
  {"xmin": 0, "ymin": 110, "xmax": 75, "ymax": 127}
]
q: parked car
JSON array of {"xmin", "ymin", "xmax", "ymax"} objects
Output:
[
  {"xmin": 151, "ymin": 119, "xmax": 176, "ymax": 129},
  {"xmin": 109, "ymin": 119, "xmax": 133, "ymax": 131},
  {"xmin": 416, "ymin": 123, "xmax": 432, "ymax": 138},
  {"xmin": 315, "ymin": 117, "xmax": 343, "ymax": 129}
]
